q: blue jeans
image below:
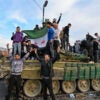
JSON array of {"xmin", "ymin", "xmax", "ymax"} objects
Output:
[{"xmin": 13, "ymin": 42, "xmax": 21, "ymax": 56}]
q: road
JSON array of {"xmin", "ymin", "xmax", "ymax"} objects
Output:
[{"xmin": 0, "ymin": 80, "xmax": 100, "ymax": 100}]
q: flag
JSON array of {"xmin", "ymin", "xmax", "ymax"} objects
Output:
[{"xmin": 22, "ymin": 27, "xmax": 48, "ymax": 48}]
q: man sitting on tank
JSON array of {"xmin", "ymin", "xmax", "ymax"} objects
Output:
[{"xmin": 34, "ymin": 47, "xmax": 60, "ymax": 100}]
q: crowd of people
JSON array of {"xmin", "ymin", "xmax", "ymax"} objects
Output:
[
  {"xmin": 68, "ymin": 33, "xmax": 100, "ymax": 63},
  {"xmin": 6, "ymin": 13, "xmax": 72, "ymax": 60}
]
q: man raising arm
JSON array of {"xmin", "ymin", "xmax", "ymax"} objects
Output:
[{"xmin": 34, "ymin": 47, "xmax": 60, "ymax": 100}]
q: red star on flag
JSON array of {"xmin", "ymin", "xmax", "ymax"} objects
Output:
[{"xmin": 41, "ymin": 40, "xmax": 45, "ymax": 44}]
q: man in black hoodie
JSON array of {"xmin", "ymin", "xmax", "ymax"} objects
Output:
[
  {"xmin": 93, "ymin": 38, "xmax": 99, "ymax": 62},
  {"xmin": 34, "ymin": 47, "xmax": 60, "ymax": 100},
  {"xmin": 63, "ymin": 23, "xmax": 72, "ymax": 50}
]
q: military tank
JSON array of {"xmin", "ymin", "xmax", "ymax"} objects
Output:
[
  {"xmin": 0, "ymin": 24, "xmax": 100, "ymax": 99},
  {"xmin": 0, "ymin": 51, "xmax": 100, "ymax": 99}
]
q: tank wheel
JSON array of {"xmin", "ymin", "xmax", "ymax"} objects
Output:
[
  {"xmin": 91, "ymin": 79, "xmax": 100, "ymax": 91},
  {"xmin": 23, "ymin": 80, "xmax": 42, "ymax": 97},
  {"xmin": 62, "ymin": 81, "xmax": 76, "ymax": 93},
  {"xmin": 47, "ymin": 80, "xmax": 60, "ymax": 95},
  {"xmin": 78, "ymin": 80, "xmax": 90, "ymax": 92}
]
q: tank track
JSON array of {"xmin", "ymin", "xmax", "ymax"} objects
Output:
[{"xmin": 18, "ymin": 90, "xmax": 100, "ymax": 100}]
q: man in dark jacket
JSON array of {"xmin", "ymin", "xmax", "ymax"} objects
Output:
[
  {"xmin": 93, "ymin": 38, "xmax": 99, "ymax": 62},
  {"xmin": 63, "ymin": 23, "xmax": 72, "ymax": 51},
  {"xmin": 34, "ymin": 47, "xmax": 60, "ymax": 100}
]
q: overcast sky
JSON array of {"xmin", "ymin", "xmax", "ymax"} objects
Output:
[{"xmin": 0, "ymin": 0, "xmax": 100, "ymax": 47}]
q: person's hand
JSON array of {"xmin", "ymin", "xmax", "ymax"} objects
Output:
[
  {"xmin": 34, "ymin": 48, "xmax": 37, "ymax": 54},
  {"xmin": 57, "ymin": 46, "xmax": 60, "ymax": 53},
  {"xmin": 30, "ymin": 47, "xmax": 33, "ymax": 53},
  {"xmin": 50, "ymin": 39, "xmax": 53, "ymax": 44}
]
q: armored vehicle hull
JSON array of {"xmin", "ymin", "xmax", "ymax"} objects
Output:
[{"xmin": 0, "ymin": 59, "xmax": 100, "ymax": 98}]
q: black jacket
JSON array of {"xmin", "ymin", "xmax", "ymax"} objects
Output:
[
  {"xmin": 93, "ymin": 41, "xmax": 98, "ymax": 51},
  {"xmin": 36, "ymin": 53, "xmax": 60, "ymax": 78},
  {"xmin": 63, "ymin": 26, "xmax": 69, "ymax": 36}
]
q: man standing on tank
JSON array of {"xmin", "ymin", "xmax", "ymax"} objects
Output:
[
  {"xmin": 11, "ymin": 26, "xmax": 23, "ymax": 56},
  {"xmin": 34, "ymin": 47, "xmax": 60, "ymax": 100},
  {"xmin": 46, "ymin": 22, "xmax": 55, "ymax": 58},
  {"xmin": 63, "ymin": 23, "xmax": 72, "ymax": 51}
]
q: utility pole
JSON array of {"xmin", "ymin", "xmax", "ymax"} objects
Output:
[{"xmin": 43, "ymin": 0, "xmax": 48, "ymax": 23}]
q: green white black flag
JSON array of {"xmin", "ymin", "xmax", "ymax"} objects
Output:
[{"xmin": 22, "ymin": 27, "xmax": 48, "ymax": 48}]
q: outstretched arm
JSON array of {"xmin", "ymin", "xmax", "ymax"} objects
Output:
[
  {"xmin": 22, "ymin": 52, "xmax": 30, "ymax": 61},
  {"xmin": 22, "ymin": 47, "xmax": 33, "ymax": 61},
  {"xmin": 34, "ymin": 48, "xmax": 42, "ymax": 62},
  {"xmin": 52, "ymin": 47, "xmax": 60, "ymax": 63},
  {"xmin": 57, "ymin": 13, "xmax": 62, "ymax": 24}
]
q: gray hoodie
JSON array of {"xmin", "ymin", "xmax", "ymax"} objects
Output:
[{"xmin": 10, "ymin": 53, "xmax": 30, "ymax": 75}]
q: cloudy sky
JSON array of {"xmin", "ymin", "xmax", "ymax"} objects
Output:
[{"xmin": 0, "ymin": 0, "xmax": 100, "ymax": 47}]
